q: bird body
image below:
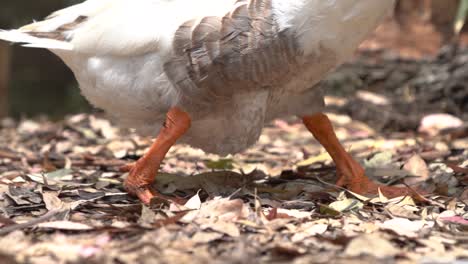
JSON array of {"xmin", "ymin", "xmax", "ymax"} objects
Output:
[
  {"xmin": 0, "ymin": 0, "xmax": 395, "ymax": 155},
  {"xmin": 2, "ymin": 0, "xmax": 425, "ymax": 205}
]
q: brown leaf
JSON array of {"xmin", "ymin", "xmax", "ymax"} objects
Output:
[
  {"xmin": 378, "ymin": 218, "xmax": 434, "ymax": 238},
  {"xmin": 446, "ymin": 163, "xmax": 468, "ymax": 174},
  {"xmin": 0, "ymin": 216, "xmax": 16, "ymax": 227},
  {"xmin": 154, "ymin": 211, "xmax": 189, "ymax": 228},
  {"xmin": 403, "ymin": 154, "xmax": 430, "ymax": 185},
  {"xmin": 345, "ymin": 233, "xmax": 399, "ymax": 258},
  {"xmin": 386, "ymin": 204, "xmax": 419, "ymax": 219},
  {"xmin": 202, "ymin": 220, "xmax": 241, "ymax": 237},
  {"xmin": 265, "ymin": 208, "xmax": 292, "ymax": 221},
  {"xmin": 42, "ymin": 192, "xmax": 64, "ymax": 211},
  {"xmin": 180, "ymin": 197, "xmax": 251, "ymax": 223},
  {"xmin": 291, "ymin": 223, "xmax": 328, "ymax": 242}
]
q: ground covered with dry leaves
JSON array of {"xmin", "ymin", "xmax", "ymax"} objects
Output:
[{"xmin": 0, "ymin": 50, "xmax": 468, "ymax": 263}]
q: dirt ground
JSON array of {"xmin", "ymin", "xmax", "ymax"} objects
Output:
[{"xmin": 0, "ymin": 15, "xmax": 468, "ymax": 264}]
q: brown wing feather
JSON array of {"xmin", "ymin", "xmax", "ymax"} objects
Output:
[{"xmin": 166, "ymin": 0, "xmax": 301, "ymax": 103}]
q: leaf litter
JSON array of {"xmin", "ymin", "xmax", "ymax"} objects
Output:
[
  {"xmin": 0, "ymin": 51, "xmax": 468, "ymax": 263},
  {"xmin": 0, "ymin": 112, "xmax": 465, "ymax": 264}
]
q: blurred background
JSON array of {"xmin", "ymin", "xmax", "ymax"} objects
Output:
[
  {"xmin": 0, "ymin": 0, "xmax": 90, "ymax": 120},
  {"xmin": 0, "ymin": 0, "xmax": 467, "ymax": 127}
]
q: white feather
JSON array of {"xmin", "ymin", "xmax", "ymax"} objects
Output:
[
  {"xmin": 0, "ymin": 30, "xmax": 73, "ymax": 50},
  {"xmin": 273, "ymin": 0, "xmax": 395, "ymax": 59},
  {"xmin": 70, "ymin": 0, "xmax": 238, "ymax": 56},
  {"xmin": 0, "ymin": 0, "xmax": 395, "ymax": 155}
]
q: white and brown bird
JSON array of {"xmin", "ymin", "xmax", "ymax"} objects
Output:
[{"xmin": 0, "ymin": 0, "xmax": 420, "ymax": 204}]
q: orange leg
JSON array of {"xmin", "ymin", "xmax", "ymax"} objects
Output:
[
  {"xmin": 303, "ymin": 113, "xmax": 419, "ymax": 198},
  {"xmin": 123, "ymin": 107, "xmax": 191, "ymax": 204}
]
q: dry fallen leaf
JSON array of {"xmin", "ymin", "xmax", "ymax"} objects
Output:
[
  {"xmin": 0, "ymin": 47, "xmax": 467, "ymax": 264},
  {"xmin": 291, "ymin": 222, "xmax": 328, "ymax": 242},
  {"xmin": 345, "ymin": 233, "xmax": 399, "ymax": 259},
  {"xmin": 37, "ymin": 221, "xmax": 93, "ymax": 231},
  {"xmin": 439, "ymin": 216, "xmax": 468, "ymax": 226},
  {"xmin": 202, "ymin": 220, "xmax": 240, "ymax": 237},
  {"xmin": 329, "ymin": 198, "xmax": 364, "ymax": 212},
  {"xmin": 275, "ymin": 208, "xmax": 311, "ymax": 219},
  {"xmin": 386, "ymin": 204, "xmax": 419, "ymax": 219},
  {"xmin": 191, "ymin": 232, "xmax": 224, "ymax": 244},
  {"xmin": 418, "ymin": 114, "xmax": 463, "ymax": 136},
  {"xmin": 184, "ymin": 192, "xmax": 202, "ymax": 210},
  {"xmin": 180, "ymin": 197, "xmax": 251, "ymax": 223},
  {"xmin": 296, "ymin": 152, "xmax": 332, "ymax": 167},
  {"xmin": 138, "ymin": 206, "xmax": 157, "ymax": 228},
  {"xmin": 403, "ymin": 154, "xmax": 430, "ymax": 185},
  {"xmin": 42, "ymin": 192, "xmax": 65, "ymax": 212},
  {"xmin": 378, "ymin": 218, "xmax": 434, "ymax": 238},
  {"xmin": 363, "ymin": 151, "xmax": 394, "ymax": 169}
]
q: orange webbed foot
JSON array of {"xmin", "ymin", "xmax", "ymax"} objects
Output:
[
  {"xmin": 302, "ymin": 113, "xmax": 429, "ymax": 201},
  {"xmin": 123, "ymin": 162, "xmax": 187, "ymax": 205},
  {"xmin": 335, "ymin": 171, "xmax": 428, "ymax": 201}
]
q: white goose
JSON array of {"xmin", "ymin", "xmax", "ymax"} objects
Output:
[{"xmin": 1, "ymin": 0, "xmax": 419, "ymax": 204}]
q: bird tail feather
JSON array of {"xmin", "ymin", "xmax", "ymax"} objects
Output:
[{"xmin": 0, "ymin": 30, "xmax": 73, "ymax": 50}]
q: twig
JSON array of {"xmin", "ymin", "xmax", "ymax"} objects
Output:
[
  {"xmin": 313, "ymin": 175, "xmax": 348, "ymax": 192},
  {"xmin": 0, "ymin": 209, "xmax": 61, "ymax": 236},
  {"xmin": 0, "ymin": 150, "xmax": 127, "ymax": 170}
]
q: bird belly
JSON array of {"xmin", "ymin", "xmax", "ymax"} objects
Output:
[
  {"xmin": 180, "ymin": 85, "xmax": 326, "ymax": 156},
  {"xmin": 60, "ymin": 52, "xmax": 179, "ymax": 133},
  {"xmin": 180, "ymin": 90, "xmax": 269, "ymax": 156}
]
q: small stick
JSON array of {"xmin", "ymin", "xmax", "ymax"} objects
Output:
[{"xmin": 0, "ymin": 209, "xmax": 60, "ymax": 236}]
